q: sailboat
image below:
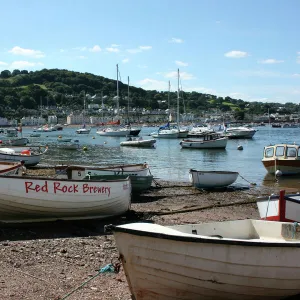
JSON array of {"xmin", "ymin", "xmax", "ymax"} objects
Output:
[
  {"xmin": 96, "ymin": 64, "xmax": 131, "ymax": 137},
  {"xmin": 127, "ymin": 76, "xmax": 141, "ymax": 136},
  {"xmin": 151, "ymin": 69, "xmax": 187, "ymax": 138},
  {"xmin": 76, "ymin": 93, "xmax": 91, "ymax": 134}
]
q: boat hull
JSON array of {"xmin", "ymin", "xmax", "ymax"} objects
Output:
[
  {"xmin": 262, "ymin": 159, "xmax": 300, "ymax": 175},
  {"xmin": 120, "ymin": 139, "xmax": 156, "ymax": 147},
  {"xmin": 96, "ymin": 129, "xmax": 131, "ymax": 137},
  {"xmin": 112, "ymin": 220, "xmax": 300, "ymax": 300},
  {"xmin": 180, "ymin": 137, "xmax": 227, "ymax": 149},
  {"xmin": 257, "ymin": 191, "xmax": 300, "ymax": 222},
  {"xmin": 189, "ymin": 169, "xmax": 239, "ymax": 188},
  {"xmin": 0, "ymin": 175, "xmax": 131, "ymax": 222}
]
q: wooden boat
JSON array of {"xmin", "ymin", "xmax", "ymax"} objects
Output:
[
  {"xmin": 189, "ymin": 169, "xmax": 239, "ymax": 188},
  {"xmin": 85, "ymin": 174, "xmax": 153, "ymax": 193},
  {"xmin": 55, "ymin": 163, "xmax": 152, "ymax": 192},
  {"xmin": 0, "ymin": 174, "xmax": 131, "ymax": 222},
  {"xmin": 0, "ymin": 161, "xmax": 24, "ymax": 176},
  {"xmin": 109, "ymin": 219, "xmax": 300, "ymax": 300},
  {"xmin": 55, "ymin": 163, "xmax": 150, "ymax": 177},
  {"xmin": 180, "ymin": 133, "xmax": 228, "ymax": 149},
  {"xmin": 120, "ymin": 137, "xmax": 156, "ymax": 148},
  {"xmin": 0, "ymin": 146, "xmax": 48, "ymax": 166},
  {"xmin": 262, "ymin": 143, "xmax": 300, "ymax": 175},
  {"xmin": 257, "ymin": 190, "xmax": 300, "ymax": 222}
]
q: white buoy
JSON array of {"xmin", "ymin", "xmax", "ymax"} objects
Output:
[
  {"xmin": 237, "ymin": 145, "xmax": 243, "ymax": 150},
  {"xmin": 275, "ymin": 169, "xmax": 283, "ymax": 177}
]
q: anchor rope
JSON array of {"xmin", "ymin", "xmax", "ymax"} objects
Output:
[{"xmin": 238, "ymin": 173, "xmax": 256, "ymax": 186}]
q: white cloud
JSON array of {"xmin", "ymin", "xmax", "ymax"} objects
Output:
[
  {"xmin": 259, "ymin": 59, "xmax": 284, "ymax": 64},
  {"xmin": 224, "ymin": 50, "xmax": 249, "ymax": 58},
  {"xmin": 0, "ymin": 61, "xmax": 8, "ymax": 66},
  {"xmin": 175, "ymin": 60, "xmax": 188, "ymax": 67},
  {"xmin": 9, "ymin": 46, "xmax": 45, "ymax": 58},
  {"xmin": 292, "ymin": 73, "xmax": 300, "ymax": 77},
  {"xmin": 73, "ymin": 46, "xmax": 87, "ymax": 51},
  {"xmin": 10, "ymin": 61, "xmax": 43, "ymax": 69},
  {"xmin": 165, "ymin": 71, "xmax": 195, "ymax": 80},
  {"xmin": 122, "ymin": 58, "xmax": 129, "ymax": 63},
  {"xmin": 169, "ymin": 38, "xmax": 184, "ymax": 44},
  {"xmin": 126, "ymin": 45, "xmax": 152, "ymax": 54},
  {"xmin": 89, "ymin": 45, "xmax": 101, "ymax": 52},
  {"xmin": 106, "ymin": 47, "xmax": 120, "ymax": 53},
  {"xmin": 137, "ymin": 78, "xmax": 169, "ymax": 91},
  {"xmin": 139, "ymin": 46, "xmax": 152, "ymax": 50}
]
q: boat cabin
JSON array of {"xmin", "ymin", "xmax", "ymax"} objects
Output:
[{"xmin": 263, "ymin": 144, "xmax": 300, "ymax": 160}]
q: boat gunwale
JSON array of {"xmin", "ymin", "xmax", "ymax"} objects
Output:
[
  {"xmin": 55, "ymin": 163, "xmax": 149, "ymax": 171},
  {"xmin": 110, "ymin": 224, "xmax": 300, "ymax": 247},
  {"xmin": 189, "ymin": 169, "xmax": 239, "ymax": 175},
  {"xmin": 0, "ymin": 174, "xmax": 131, "ymax": 183}
]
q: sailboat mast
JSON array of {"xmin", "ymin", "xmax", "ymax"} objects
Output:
[
  {"xmin": 116, "ymin": 64, "xmax": 119, "ymax": 117},
  {"xmin": 168, "ymin": 81, "xmax": 170, "ymax": 110},
  {"xmin": 177, "ymin": 69, "xmax": 180, "ymax": 124},
  {"xmin": 127, "ymin": 76, "xmax": 130, "ymax": 124},
  {"xmin": 101, "ymin": 91, "xmax": 104, "ymax": 123}
]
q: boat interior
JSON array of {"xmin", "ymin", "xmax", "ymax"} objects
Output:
[{"xmin": 121, "ymin": 219, "xmax": 300, "ymax": 242}]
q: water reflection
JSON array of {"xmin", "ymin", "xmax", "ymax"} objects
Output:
[{"xmin": 262, "ymin": 173, "xmax": 300, "ymax": 191}]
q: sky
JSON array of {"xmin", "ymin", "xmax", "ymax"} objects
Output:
[{"xmin": 0, "ymin": 0, "xmax": 300, "ymax": 104}]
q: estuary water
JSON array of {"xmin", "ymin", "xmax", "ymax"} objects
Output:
[{"xmin": 18, "ymin": 125, "xmax": 300, "ymax": 189}]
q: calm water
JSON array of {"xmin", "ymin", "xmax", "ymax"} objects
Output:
[{"xmin": 17, "ymin": 125, "xmax": 300, "ymax": 189}]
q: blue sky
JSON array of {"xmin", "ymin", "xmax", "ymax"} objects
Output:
[{"xmin": 0, "ymin": 0, "xmax": 300, "ymax": 103}]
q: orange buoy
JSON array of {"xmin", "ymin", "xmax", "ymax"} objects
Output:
[{"xmin": 21, "ymin": 149, "xmax": 31, "ymax": 156}]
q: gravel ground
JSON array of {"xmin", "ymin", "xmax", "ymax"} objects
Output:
[{"xmin": 0, "ymin": 169, "xmax": 295, "ymax": 300}]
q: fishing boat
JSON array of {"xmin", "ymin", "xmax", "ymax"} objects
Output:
[
  {"xmin": 257, "ymin": 190, "xmax": 300, "ymax": 222},
  {"xmin": 262, "ymin": 143, "xmax": 300, "ymax": 175},
  {"xmin": 0, "ymin": 146, "xmax": 48, "ymax": 166},
  {"xmin": 54, "ymin": 163, "xmax": 153, "ymax": 192},
  {"xmin": 180, "ymin": 133, "xmax": 228, "ymax": 149},
  {"xmin": 55, "ymin": 163, "xmax": 150, "ymax": 177},
  {"xmin": 189, "ymin": 169, "xmax": 239, "ymax": 189},
  {"xmin": 120, "ymin": 137, "xmax": 156, "ymax": 148},
  {"xmin": 108, "ymin": 219, "xmax": 300, "ymax": 300},
  {"xmin": 0, "ymin": 174, "xmax": 131, "ymax": 222},
  {"xmin": 0, "ymin": 161, "xmax": 25, "ymax": 176}
]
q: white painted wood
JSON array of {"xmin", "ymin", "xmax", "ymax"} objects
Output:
[
  {"xmin": 113, "ymin": 220, "xmax": 300, "ymax": 300},
  {"xmin": 0, "ymin": 175, "xmax": 131, "ymax": 222},
  {"xmin": 189, "ymin": 169, "xmax": 238, "ymax": 188},
  {"xmin": 120, "ymin": 138, "xmax": 156, "ymax": 147}
]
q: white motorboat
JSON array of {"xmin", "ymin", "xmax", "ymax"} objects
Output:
[
  {"xmin": 109, "ymin": 219, "xmax": 300, "ymax": 300},
  {"xmin": 0, "ymin": 146, "xmax": 48, "ymax": 166},
  {"xmin": 0, "ymin": 174, "xmax": 131, "ymax": 222},
  {"xmin": 151, "ymin": 126, "xmax": 179, "ymax": 139},
  {"xmin": 180, "ymin": 133, "xmax": 228, "ymax": 149},
  {"xmin": 187, "ymin": 124, "xmax": 215, "ymax": 137},
  {"xmin": 189, "ymin": 169, "xmax": 239, "ymax": 188},
  {"xmin": 120, "ymin": 137, "xmax": 156, "ymax": 148},
  {"xmin": 96, "ymin": 127, "xmax": 131, "ymax": 137},
  {"xmin": 76, "ymin": 127, "xmax": 91, "ymax": 134},
  {"xmin": 262, "ymin": 143, "xmax": 300, "ymax": 175},
  {"xmin": 222, "ymin": 125, "xmax": 256, "ymax": 139}
]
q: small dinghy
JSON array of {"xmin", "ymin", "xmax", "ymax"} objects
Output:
[
  {"xmin": 120, "ymin": 137, "xmax": 156, "ymax": 148},
  {"xmin": 189, "ymin": 169, "xmax": 239, "ymax": 189}
]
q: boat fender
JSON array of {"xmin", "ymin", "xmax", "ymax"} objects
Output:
[
  {"xmin": 83, "ymin": 146, "xmax": 88, "ymax": 151},
  {"xmin": 275, "ymin": 169, "xmax": 283, "ymax": 177},
  {"xmin": 237, "ymin": 145, "xmax": 243, "ymax": 150}
]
